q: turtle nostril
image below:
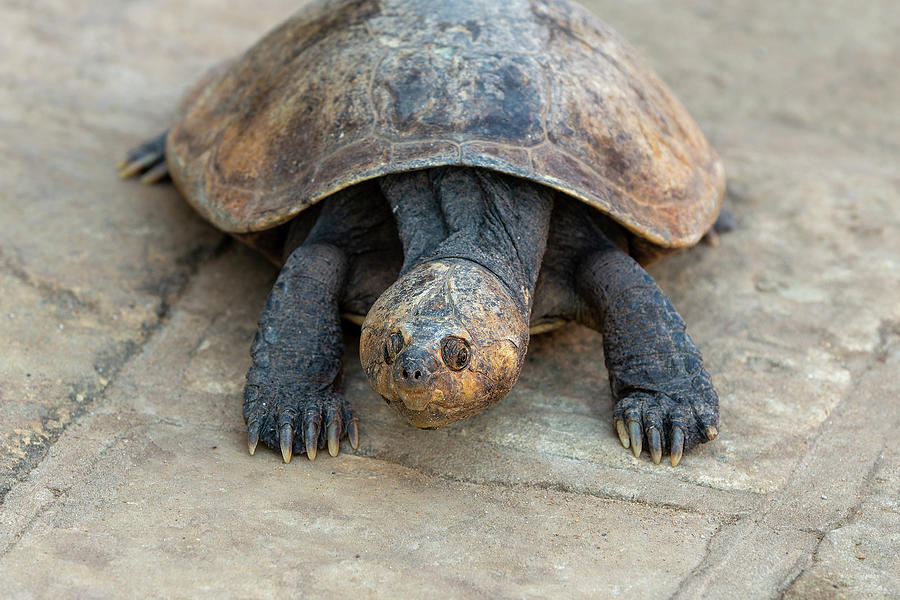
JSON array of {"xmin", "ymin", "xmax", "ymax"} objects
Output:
[{"xmin": 395, "ymin": 356, "xmax": 429, "ymax": 386}]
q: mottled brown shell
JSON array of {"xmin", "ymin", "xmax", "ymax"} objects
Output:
[{"xmin": 168, "ymin": 0, "xmax": 724, "ymax": 249}]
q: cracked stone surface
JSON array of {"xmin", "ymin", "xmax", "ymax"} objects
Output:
[{"xmin": 1, "ymin": 0, "xmax": 898, "ymax": 598}]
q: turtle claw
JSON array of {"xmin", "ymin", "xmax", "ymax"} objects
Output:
[
  {"xmin": 347, "ymin": 421, "xmax": 359, "ymax": 450},
  {"xmin": 280, "ymin": 423, "xmax": 293, "ymax": 463},
  {"xmin": 628, "ymin": 421, "xmax": 642, "ymax": 458},
  {"xmin": 615, "ymin": 419, "xmax": 629, "ymax": 448},
  {"xmin": 248, "ymin": 421, "xmax": 260, "ymax": 455},
  {"xmin": 648, "ymin": 427, "xmax": 662, "ymax": 464},
  {"xmin": 671, "ymin": 427, "xmax": 685, "ymax": 467},
  {"xmin": 327, "ymin": 422, "xmax": 340, "ymax": 457},
  {"xmin": 118, "ymin": 152, "xmax": 160, "ymax": 179},
  {"xmin": 140, "ymin": 161, "xmax": 170, "ymax": 184},
  {"xmin": 305, "ymin": 422, "xmax": 319, "ymax": 461}
]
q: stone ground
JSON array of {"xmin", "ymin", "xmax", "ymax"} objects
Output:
[{"xmin": 1, "ymin": 0, "xmax": 898, "ymax": 597}]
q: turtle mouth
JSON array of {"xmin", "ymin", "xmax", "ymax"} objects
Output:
[
  {"xmin": 393, "ymin": 386, "xmax": 449, "ymax": 413},
  {"xmin": 388, "ymin": 397, "xmax": 470, "ymax": 429},
  {"xmin": 384, "ymin": 384, "xmax": 472, "ymax": 429}
]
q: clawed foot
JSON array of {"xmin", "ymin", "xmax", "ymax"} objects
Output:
[
  {"xmin": 243, "ymin": 362, "xmax": 358, "ymax": 463},
  {"xmin": 612, "ymin": 382, "xmax": 718, "ymax": 466},
  {"xmin": 241, "ymin": 242, "xmax": 354, "ymax": 463},
  {"xmin": 576, "ymin": 246, "xmax": 721, "ymax": 467},
  {"xmin": 117, "ymin": 131, "xmax": 169, "ymax": 183}
]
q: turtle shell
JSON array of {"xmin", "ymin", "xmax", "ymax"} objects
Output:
[{"xmin": 167, "ymin": 0, "xmax": 725, "ymax": 250}]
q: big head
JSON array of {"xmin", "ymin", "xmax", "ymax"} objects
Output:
[{"xmin": 360, "ymin": 259, "xmax": 528, "ymax": 428}]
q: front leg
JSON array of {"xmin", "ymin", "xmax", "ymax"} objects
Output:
[
  {"xmin": 576, "ymin": 244, "xmax": 719, "ymax": 466},
  {"xmin": 243, "ymin": 243, "xmax": 357, "ymax": 462}
]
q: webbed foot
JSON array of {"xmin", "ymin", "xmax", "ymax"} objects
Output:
[{"xmin": 117, "ymin": 131, "xmax": 169, "ymax": 183}]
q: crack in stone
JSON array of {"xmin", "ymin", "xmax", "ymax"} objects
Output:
[
  {"xmin": 667, "ymin": 515, "xmax": 749, "ymax": 600},
  {"xmin": 0, "ymin": 246, "xmax": 100, "ymax": 316},
  {"xmin": 772, "ymin": 442, "xmax": 892, "ymax": 598},
  {"xmin": 874, "ymin": 319, "xmax": 900, "ymax": 364},
  {"xmin": 0, "ymin": 418, "xmax": 146, "ymax": 558},
  {"xmin": 352, "ymin": 447, "xmax": 749, "ymax": 517},
  {"xmin": 0, "ymin": 238, "xmax": 233, "ymax": 506},
  {"xmin": 668, "ymin": 320, "xmax": 899, "ymax": 598},
  {"xmin": 773, "ymin": 552, "xmax": 818, "ymax": 599}
]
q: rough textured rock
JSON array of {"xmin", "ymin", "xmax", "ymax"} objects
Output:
[
  {"xmin": 0, "ymin": 0, "xmax": 232, "ymax": 498},
  {"xmin": 0, "ymin": 0, "xmax": 897, "ymax": 598}
]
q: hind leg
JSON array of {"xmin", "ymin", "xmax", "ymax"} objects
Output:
[
  {"xmin": 701, "ymin": 207, "xmax": 737, "ymax": 246},
  {"xmin": 117, "ymin": 130, "xmax": 169, "ymax": 183}
]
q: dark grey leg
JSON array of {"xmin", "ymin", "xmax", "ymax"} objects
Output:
[
  {"xmin": 244, "ymin": 241, "xmax": 353, "ymax": 463},
  {"xmin": 244, "ymin": 181, "xmax": 398, "ymax": 462},
  {"xmin": 713, "ymin": 208, "xmax": 737, "ymax": 233},
  {"xmin": 117, "ymin": 131, "xmax": 170, "ymax": 183},
  {"xmin": 701, "ymin": 207, "xmax": 737, "ymax": 246},
  {"xmin": 576, "ymin": 238, "xmax": 719, "ymax": 466}
]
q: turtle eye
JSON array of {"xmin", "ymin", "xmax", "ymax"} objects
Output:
[
  {"xmin": 441, "ymin": 336, "xmax": 471, "ymax": 371},
  {"xmin": 383, "ymin": 332, "xmax": 404, "ymax": 364}
]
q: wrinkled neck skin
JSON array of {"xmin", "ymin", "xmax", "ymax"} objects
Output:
[
  {"xmin": 392, "ymin": 167, "xmax": 552, "ymax": 314},
  {"xmin": 360, "ymin": 168, "xmax": 553, "ymax": 428}
]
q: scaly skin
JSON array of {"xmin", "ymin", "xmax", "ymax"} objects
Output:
[
  {"xmin": 243, "ymin": 242, "xmax": 354, "ymax": 462},
  {"xmin": 576, "ymin": 245, "xmax": 719, "ymax": 466},
  {"xmin": 241, "ymin": 182, "xmax": 399, "ymax": 461}
]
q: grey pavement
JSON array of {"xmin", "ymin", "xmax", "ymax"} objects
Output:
[{"xmin": 1, "ymin": 0, "xmax": 898, "ymax": 598}]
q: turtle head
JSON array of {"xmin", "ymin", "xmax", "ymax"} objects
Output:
[{"xmin": 360, "ymin": 259, "xmax": 528, "ymax": 429}]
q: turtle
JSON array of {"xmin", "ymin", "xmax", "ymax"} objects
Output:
[{"xmin": 118, "ymin": 0, "xmax": 728, "ymax": 467}]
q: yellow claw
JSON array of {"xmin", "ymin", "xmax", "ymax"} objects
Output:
[
  {"xmin": 248, "ymin": 422, "xmax": 259, "ymax": 456},
  {"xmin": 139, "ymin": 162, "xmax": 168, "ymax": 184},
  {"xmin": 280, "ymin": 424, "xmax": 293, "ymax": 463},
  {"xmin": 628, "ymin": 421, "xmax": 642, "ymax": 458},
  {"xmin": 348, "ymin": 421, "xmax": 359, "ymax": 450},
  {"xmin": 327, "ymin": 422, "xmax": 340, "ymax": 457},
  {"xmin": 671, "ymin": 428, "xmax": 685, "ymax": 467},
  {"xmin": 615, "ymin": 419, "xmax": 630, "ymax": 449},
  {"xmin": 648, "ymin": 427, "xmax": 662, "ymax": 464},
  {"xmin": 305, "ymin": 422, "xmax": 318, "ymax": 461},
  {"xmin": 118, "ymin": 153, "xmax": 159, "ymax": 178}
]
